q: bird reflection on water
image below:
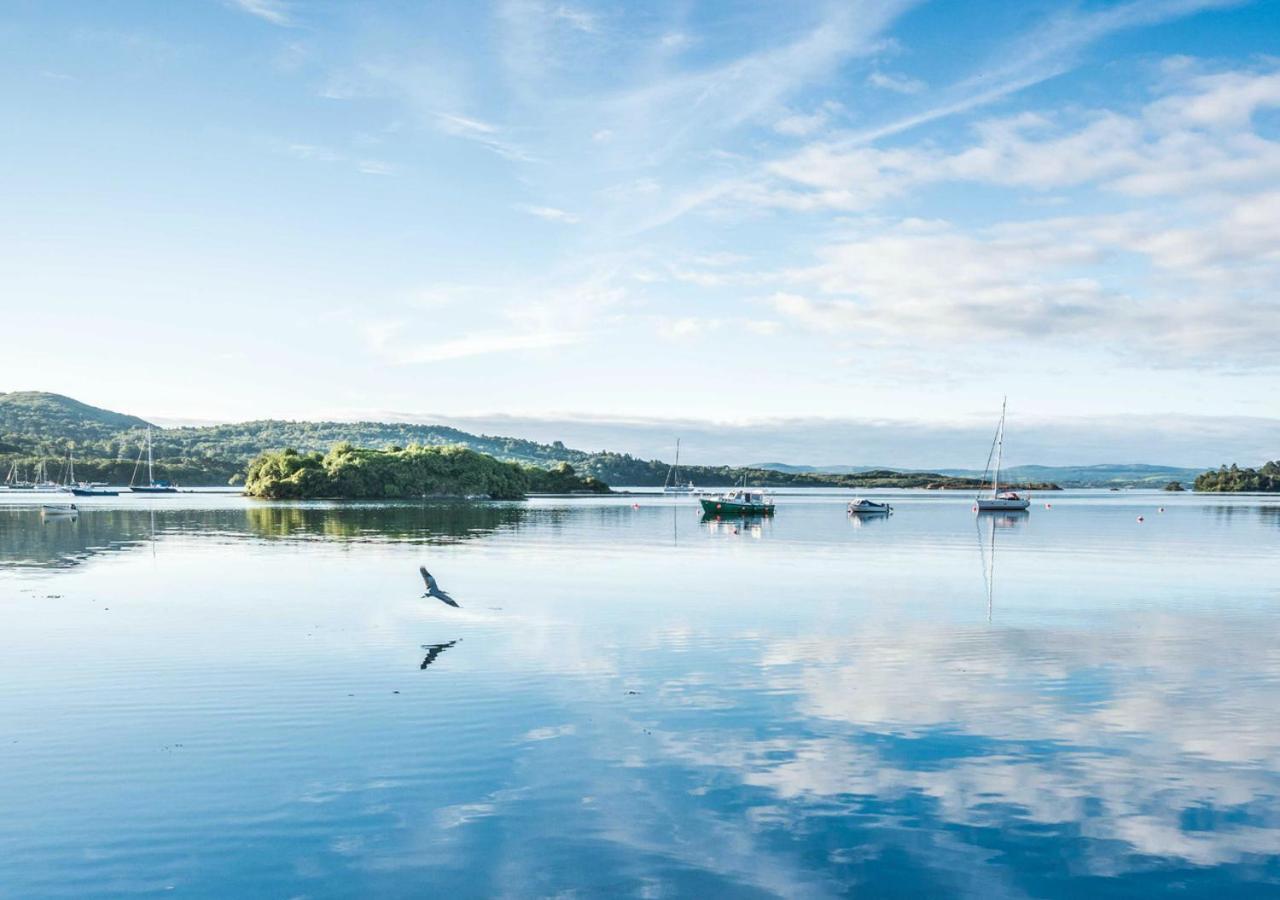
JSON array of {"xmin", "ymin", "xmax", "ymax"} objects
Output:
[{"xmin": 420, "ymin": 639, "xmax": 459, "ymax": 671}]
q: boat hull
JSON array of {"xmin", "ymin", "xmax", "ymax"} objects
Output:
[
  {"xmin": 130, "ymin": 486, "xmax": 179, "ymax": 494},
  {"xmin": 71, "ymin": 488, "xmax": 120, "ymax": 496},
  {"xmin": 976, "ymin": 498, "xmax": 1031, "ymax": 511},
  {"xmin": 700, "ymin": 498, "xmax": 775, "ymax": 516}
]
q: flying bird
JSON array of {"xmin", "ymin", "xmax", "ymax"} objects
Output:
[{"xmin": 420, "ymin": 566, "xmax": 460, "ymax": 608}]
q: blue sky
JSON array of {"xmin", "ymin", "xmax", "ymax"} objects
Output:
[{"xmin": 1, "ymin": 0, "xmax": 1278, "ymax": 464}]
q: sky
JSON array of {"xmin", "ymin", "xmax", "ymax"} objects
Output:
[{"xmin": 1, "ymin": 0, "xmax": 1278, "ymax": 465}]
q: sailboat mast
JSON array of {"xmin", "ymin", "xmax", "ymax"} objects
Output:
[
  {"xmin": 146, "ymin": 427, "xmax": 154, "ymax": 485},
  {"xmin": 674, "ymin": 439, "xmax": 681, "ymax": 483},
  {"xmin": 992, "ymin": 397, "xmax": 1006, "ymax": 497}
]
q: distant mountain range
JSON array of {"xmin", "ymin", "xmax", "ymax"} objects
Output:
[
  {"xmin": 0, "ymin": 391, "xmax": 1201, "ymax": 488},
  {"xmin": 752, "ymin": 462, "xmax": 1203, "ymax": 488}
]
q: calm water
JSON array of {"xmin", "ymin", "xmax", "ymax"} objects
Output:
[{"xmin": 2, "ymin": 490, "xmax": 1279, "ymax": 898}]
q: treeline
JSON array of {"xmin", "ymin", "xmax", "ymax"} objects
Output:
[
  {"xmin": 1194, "ymin": 461, "xmax": 1280, "ymax": 492},
  {"xmin": 243, "ymin": 444, "xmax": 610, "ymax": 500},
  {"xmin": 575, "ymin": 453, "xmax": 1055, "ymax": 490}
]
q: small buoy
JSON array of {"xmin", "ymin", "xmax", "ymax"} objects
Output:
[
  {"xmin": 971, "ymin": 506, "xmax": 978, "ymax": 513},
  {"xmin": 1045, "ymin": 503, "xmax": 1052, "ymax": 509},
  {"xmin": 1158, "ymin": 507, "xmax": 1165, "ymax": 513},
  {"xmin": 1137, "ymin": 515, "xmax": 1145, "ymax": 523},
  {"xmin": 632, "ymin": 503, "xmax": 640, "ymax": 509},
  {"xmin": 732, "ymin": 527, "xmax": 739, "ymax": 535}
]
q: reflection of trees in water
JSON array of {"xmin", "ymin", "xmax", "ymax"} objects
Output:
[
  {"xmin": 1, "ymin": 502, "xmax": 549, "ymax": 570},
  {"xmin": 242, "ymin": 503, "xmax": 536, "ymax": 543},
  {"xmin": 1259, "ymin": 506, "xmax": 1280, "ymax": 527}
]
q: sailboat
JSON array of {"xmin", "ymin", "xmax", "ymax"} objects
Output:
[
  {"xmin": 69, "ymin": 449, "xmax": 119, "ymax": 497},
  {"xmin": 4, "ymin": 462, "xmax": 33, "ymax": 490},
  {"xmin": 662, "ymin": 439, "xmax": 695, "ymax": 494},
  {"xmin": 976, "ymin": 398, "xmax": 1031, "ymax": 512},
  {"xmin": 129, "ymin": 427, "xmax": 178, "ymax": 494},
  {"xmin": 31, "ymin": 459, "xmax": 60, "ymax": 492}
]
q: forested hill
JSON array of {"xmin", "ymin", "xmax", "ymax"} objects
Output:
[
  {"xmin": 0, "ymin": 392, "xmax": 151, "ymax": 444},
  {"xmin": 1, "ymin": 391, "xmax": 1047, "ymax": 490}
]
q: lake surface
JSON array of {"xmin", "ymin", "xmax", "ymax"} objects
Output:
[{"xmin": 2, "ymin": 489, "xmax": 1279, "ymax": 898}]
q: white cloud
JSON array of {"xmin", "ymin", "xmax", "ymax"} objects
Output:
[
  {"xmin": 772, "ymin": 110, "xmax": 830, "ymax": 137},
  {"xmin": 761, "ymin": 63, "xmax": 1280, "ymax": 209},
  {"xmin": 433, "ymin": 111, "xmax": 534, "ymax": 162},
  {"xmin": 516, "ymin": 204, "xmax": 580, "ymax": 224},
  {"xmin": 552, "ymin": 4, "xmax": 597, "ymax": 33},
  {"xmin": 767, "ymin": 203, "xmax": 1280, "ymax": 366},
  {"xmin": 356, "ymin": 159, "xmax": 397, "ymax": 176},
  {"xmin": 867, "ymin": 70, "xmax": 925, "ymax": 94},
  {"xmin": 227, "ymin": 0, "xmax": 291, "ymax": 26}
]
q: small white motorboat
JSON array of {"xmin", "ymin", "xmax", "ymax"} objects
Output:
[
  {"xmin": 41, "ymin": 503, "xmax": 78, "ymax": 517},
  {"xmin": 848, "ymin": 499, "xmax": 892, "ymax": 515}
]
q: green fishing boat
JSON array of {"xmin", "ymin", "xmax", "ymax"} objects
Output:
[{"xmin": 699, "ymin": 488, "xmax": 775, "ymax": 516}]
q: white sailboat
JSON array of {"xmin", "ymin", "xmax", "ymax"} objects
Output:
[
  {"xmin": 662, "ymin": 439, "xmax": 695, "ymax": 494},
  {"xmin": 976, "ymin": 398, "xmax": 1031, "ymax": 512},
  {"xmin": 129, "ymin": 427, "xmax": 178, "ymax": 493},
  {"xmin": 31, "ymin": 459, "xmax": 59, "ymax": 492}
]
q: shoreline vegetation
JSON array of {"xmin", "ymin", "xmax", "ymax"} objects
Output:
[
  {"xmin": 1193, "ymin": 462, "xmax": 1280, "ymax": 493},
  {"xmin": 4, "ymin": 390, "xmax": 1273, "ymax": 493}
]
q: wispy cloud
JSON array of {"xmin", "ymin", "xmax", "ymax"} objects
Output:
[
  {"xmin": 227, "ymin": 0, "xmax": 292, "ymax": 27},
  {"xmin": 433, "ymin": 111, "xmax": 534, "ymax": 161},
  {"xmin": 515, "ymin": 204, "xmax": 580, "ymax": 223},
  {"xmin": 867, "ymin": 70, "xmax": 925, "ymax": 94},
  {"xmin": 380, "ymin": 329, "xmax": 581, "ymax": 364}
]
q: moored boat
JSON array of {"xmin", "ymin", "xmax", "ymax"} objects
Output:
[
  {"xmin": 662, "ymin": 439, "xmax": 695, "ymax": 494},
  {"xmin": 41, "ymin": 503, "xmax": 78, "ymax": 517},
  {"xmin": 700, "ymin": 487, "xmax": 775, "ymax": 516},
  {"xmin": 71, "ymin": 485, "xmax": 120, "ymax": 496},
  {"xmin": 30, "ymin": 460, "xmax": 59, "ymax": 492},
  {"xmin": 976, "ymin": 398, "xmax": 1030, "ymax": 513},
  {"xmin": 848, "ymin": 498, "xmax": 892, "ymax": 515},
  {"xmin": 129, "ymin": 427, "xmax": 179, "ymax": 494}
]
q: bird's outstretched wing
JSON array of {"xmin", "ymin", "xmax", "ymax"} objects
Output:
[
  {"xmin": 419, "ymin": 566, "xmax": 438, "ymax": 593},
  {"xmin": 434, "ymin": 591, "xmax": 460, "ymax": 609}
]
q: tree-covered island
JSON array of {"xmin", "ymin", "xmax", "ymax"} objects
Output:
[
  {"xmin": 1193, "ymin": 461, "xmax": 1280, "ymax": 492},
  {"xmin": 243, "ymin": 443, "xmax": 610, "ymax": 500}
]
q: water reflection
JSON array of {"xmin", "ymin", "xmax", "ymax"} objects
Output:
[
  {"xmin": 701, "ymin": 514, "xmax": 769, "ymax": 540},
  {"xmin": 0, "ymin": 502, "xmax": 537, "ymax": 569},
  {"xmin": 420, "ymin": 639, "xmax": 460, "ymax": 671},
  {"xmin": 3, "ymin": 493, "xmax": 1279, "ymax": 896}
]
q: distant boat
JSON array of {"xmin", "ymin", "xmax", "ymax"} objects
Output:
[
  {"xmin": 30, "ymin": 459, "xmax": 59, "ymax": 492},
  {"xmin": 976, "ymin": 398, "xmax": 1031, "ymax": 512},
  {"xmin": 3, "ymin": 462, "xmax": 33, "ymax": 490},
  {"xmin": 41, "ymin": 503, "xmax": 78, "ymax": 517},
  {"xmin": 662, "ymin": 439, "xmax": 695, "ymax": 494},
  {"xmin": 71, "ymin": 484, "xmax": 119, "ymax": 496},
  {"xmin": 848, "ymin": 498, "xmax": 893, "ymax": 515},
  {"xmin": 129, "ymin": 427, "xmax": 178, "ymax": 493},
  {"xmin": 700, "ymin": 486, "xmax": 775, "ymax": 516}
]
